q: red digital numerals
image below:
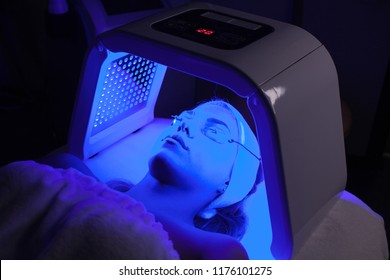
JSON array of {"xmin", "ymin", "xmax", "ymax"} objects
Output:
[{"xmin": 196, "ymin": 28, "xmax": 215, "ymax": 35}]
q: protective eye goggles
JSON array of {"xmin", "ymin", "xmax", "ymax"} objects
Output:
[{"xmin": 171, "ymin": 115, "xmax": 261, "ymax": 161}]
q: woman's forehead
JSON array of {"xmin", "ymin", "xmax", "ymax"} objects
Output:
[
  {"xmin": 189, "ymin": 103, "xmax": 239, "ymax": 133},
  {"xmin": 186, "ymin": 103, "xmax": 231, "ymax": 118}
]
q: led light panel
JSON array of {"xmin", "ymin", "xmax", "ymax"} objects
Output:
[{"xmin": 92, "ymin": 54, "xmax": 158, "ymax": 135}]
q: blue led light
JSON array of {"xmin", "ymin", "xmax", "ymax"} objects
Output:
[{"xmin": 91, "ymin": 53, "xmax": 158, "ymax": 135}]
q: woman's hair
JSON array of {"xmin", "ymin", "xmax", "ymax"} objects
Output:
[{"xmin": 194, "ymin": 184, "xmax": 258, "ymax": 240}]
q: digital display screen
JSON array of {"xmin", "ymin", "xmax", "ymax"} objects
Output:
[
  {"xmin": 196, "ymin": 28, "xmax": 215, "ymax": 35},
  {"xmin": 152, "ymin": 9, "xmax": 274, "ymax": 49}
]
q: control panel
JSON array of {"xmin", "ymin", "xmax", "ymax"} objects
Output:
[{"xmin": 152, "ymin": 9, "xmax": 274, "ymax": 49}]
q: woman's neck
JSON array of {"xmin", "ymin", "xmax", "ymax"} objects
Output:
[{"xmin": 126, "ymin": 173, "xmax": 196, "ymax": 226}]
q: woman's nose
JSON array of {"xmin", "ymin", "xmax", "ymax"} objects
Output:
[{"xmin": 177, "ymin": 122, "xmax": 194, "ymax": 138}]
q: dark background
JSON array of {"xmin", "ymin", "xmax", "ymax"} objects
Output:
[{"xmin": 1, "ymin": 0, "xmax": 389, "ymax": 256}]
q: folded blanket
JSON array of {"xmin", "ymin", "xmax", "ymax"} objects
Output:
[{"xmin": 0, "ymin": 161, "xmax": 179, "ymax": 260}]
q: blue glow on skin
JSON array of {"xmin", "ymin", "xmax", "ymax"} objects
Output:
[
  {"xmin": 126, "ymin": 101, "xmax": 274, "ymax": 259},
  {"xmin": 135, "ymin": 103, "xmax": 241, "ymax": 215}
]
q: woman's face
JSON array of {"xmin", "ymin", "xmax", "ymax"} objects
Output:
[{"xmin": 149, "ymin": 102, "xmax": 239, "ymax": 196}]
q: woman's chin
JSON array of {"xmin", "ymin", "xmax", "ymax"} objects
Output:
[{"xmin": 149, "ymin": 152, "xmax": 185, "ymax": 185}]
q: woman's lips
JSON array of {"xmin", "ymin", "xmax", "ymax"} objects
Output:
[{"xmin": 164, "ymin": 135, "xmax": 189, "ymax": 150}]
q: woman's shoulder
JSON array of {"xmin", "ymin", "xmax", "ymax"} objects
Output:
[
  {"xmin": 156, "ymin": 217, "xmax": 248, "ymax": 260},
  {"xmin": 199, "ymin": 230, "xmax": 249, "ymax": 260}
]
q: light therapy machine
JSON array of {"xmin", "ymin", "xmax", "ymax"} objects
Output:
[{"xmin": 67, "ymin": 2, "xmax": 387, "ymax": 259}]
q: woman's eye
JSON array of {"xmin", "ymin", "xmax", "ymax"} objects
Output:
[
  {"xmin": 208, "ymin": 128, "xmax": 218, "ymax": 134},
  {"xmin": 204, "ymin": 127, "xmax": 219, "ymax": 135},
  {"xmin": 203, "ymin": 127, "xmax": 227, "ymax": 143}
]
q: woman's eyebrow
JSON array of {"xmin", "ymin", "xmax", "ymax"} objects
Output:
[
  {"xmin": 206, "ymin": 118, "xmax": 231, "ymax": 132},
  {"xmin": 183, "ymin": 110, "xmax": 195, "ymax": 117}
]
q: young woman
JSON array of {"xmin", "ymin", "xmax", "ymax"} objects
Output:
[
  {"xmin": 29, "ymin": 100, "xmax": 261, "ymax": 259},
  {"xmin": 114, "ymin": 100, "xmax": 262, "ymax": 259}
]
